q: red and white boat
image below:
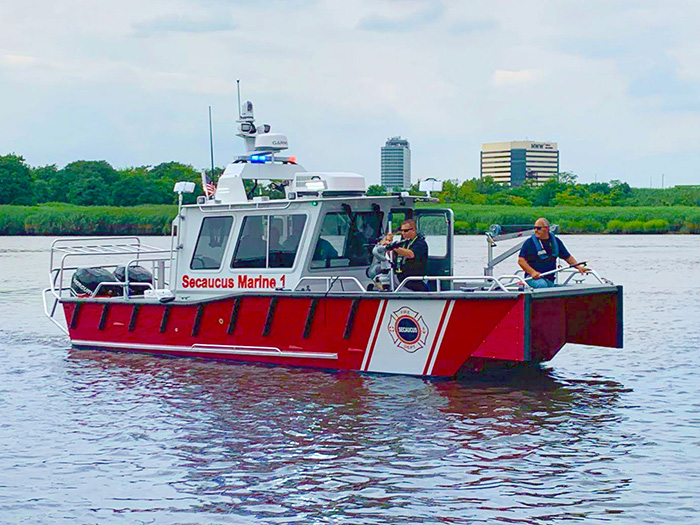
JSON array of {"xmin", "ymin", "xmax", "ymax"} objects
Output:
[{"xmin": 43, "ymin": 100, "xmax": 622, "ymax": 377}]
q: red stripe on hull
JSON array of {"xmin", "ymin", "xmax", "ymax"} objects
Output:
[{"xmin": 422, "ymin": 300, "xmax": 451, "ymax": 375}]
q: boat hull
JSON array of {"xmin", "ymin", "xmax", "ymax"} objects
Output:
[{"xmin": 61, "ymin": 286, "xmax": 623, "ymax": 377}]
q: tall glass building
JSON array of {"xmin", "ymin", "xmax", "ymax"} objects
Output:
[
  {"xmin": 381, "ymin": 136, "xmax": 411, "ymax": 190},
  {"xmin": 481, "ymin": 141, "xmax": 559, "ymax": 187}
]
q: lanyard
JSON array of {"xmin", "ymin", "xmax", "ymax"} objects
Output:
[{"xmin": 397, "ymin": 236, "xmax": 418, "ymax": 272}]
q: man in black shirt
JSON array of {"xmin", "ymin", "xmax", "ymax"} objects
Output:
[{"xmin": 390, "ymin": 219, "xmax": 429, "ymax": 291}]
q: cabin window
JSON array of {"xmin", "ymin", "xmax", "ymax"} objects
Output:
[
  {"xmin": 231, "ymin": 216, "xmax": 268, "ymax": 268},
  {"xmin": 231, "ymin": 214, "xmax": 307, "ymax": 269},
  {"xmin": 269, "ymin": 214, "xmax": 307, "ymax": 268},
  {"xmin": 190, "ymin": 216, "xmax": 234, "ymax": 270},
  {"xmin": 417, "ymin": 214, "xmax": 448, "ymax": 257},
  {"xmin": 311, "ymin": 211, "xmax": 383, "ymax": 269}
]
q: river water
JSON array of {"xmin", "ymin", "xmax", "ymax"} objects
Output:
[{"xmin": 1, "ymin": 235, "xmax": 699, "ymax": 523}]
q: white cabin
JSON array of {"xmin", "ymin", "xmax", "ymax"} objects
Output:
[{"xmin": 171, "ymin": 100, "xmax": 453, "ymax": 299}]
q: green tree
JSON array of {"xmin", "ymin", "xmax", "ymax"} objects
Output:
[
  {"xmin": 68, "ymin": 176, "xmax": 110, "ymax": 206},
  {"xmin": 609, "ymin": 180, "xmax": 631, "ymax": 205},
  {"xmin": 0, "ymin": 154, "xmax": 35, "ymax": 205},
  {"xmin": 366, "ymin": 184, "xmax": 387, "ymax": 196},
  {"xmin": 32, "ymin": 164, "xmax": 59, "ymax": 203},
  {"xmin": 437, "ymin": 180, "xmax": 460, "ymax": 203},
  {"xmin": 149, "ymin": 162, "xmax": 200, "ymax": 204},
  {"xmin": 55, "ymin": 160, "xmax": 118, "ymax": 204}
]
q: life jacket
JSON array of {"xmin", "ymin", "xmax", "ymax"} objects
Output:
[
  {"xmin": 531, "ymin": 233, "xmax": 559, "ymax": 261},
  {"xmin": 396, "ymin": 234, "xmax": 423, "ymax": 274}
]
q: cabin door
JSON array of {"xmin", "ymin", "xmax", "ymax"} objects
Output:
[
  {"xmin": 389, "ymin": 208, "xmax": 454, "ymax": 287},
  {"xmin": 413, "ymin": 208, "xmax": 454, "ymax": 282}
]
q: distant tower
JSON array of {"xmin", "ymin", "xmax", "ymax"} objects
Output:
[{"xmin": 381, "ymin": 136, "xmax": 411, "ymax": 190}]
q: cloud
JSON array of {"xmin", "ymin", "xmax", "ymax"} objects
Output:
[
  {"xmin": 3, "ymin": 0, "xmax": 700, "ymax": 186},
  {"xmin": 357, "ymin": 1, "xmax": 444, "ymax": 32},
  {"xmin": 448, "ymin": 18, "xmax": 497, "ymax": 35},
  {"xmin": 492, "ymin": 69, "xmax": 541, "ymax": 87},
  {"xmin": 132, "ymin": 14, "xmax": 236, "ymax": 36},
  {"xmin": 628, "ymin": 64, "xmax": 700, "ymax": 112},
  {"xmin": 0, "ymin": 54, "xmax": 38, "ymax": 67}
]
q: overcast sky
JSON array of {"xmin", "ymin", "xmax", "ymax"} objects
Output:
[{"xmin": 1, "ymin": 0, "xmax": 699, "ymax": 187}]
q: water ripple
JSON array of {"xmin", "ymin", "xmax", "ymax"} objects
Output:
[{"xmin": 1, "ymin": 235, "xmax": 699, "ymax": 523}]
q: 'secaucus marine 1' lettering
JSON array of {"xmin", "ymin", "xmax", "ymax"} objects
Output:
[{"xmin": 182, "ymin": 274, "xmax": 285, "ymax": 289}]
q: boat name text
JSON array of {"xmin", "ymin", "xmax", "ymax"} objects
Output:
[{"xmin": 182, "ymin": 274, "xmax": 286, "ymax": 289}]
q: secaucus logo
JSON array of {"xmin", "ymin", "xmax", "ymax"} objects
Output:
[{"xmin": 387, "ymin": 306, "xmax": 429, "ymax": 353}]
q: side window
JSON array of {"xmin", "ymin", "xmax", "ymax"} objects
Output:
[
  {"xmin": 417, "ymin": 215, "xmax": 448, "ymax": 257},
  {"xmin": 191, "ymin": 216, "xmax": 234, "ymax": 270},
  {"xmin": 270, "ymin": 214, "xmax": 306, "ymax": 268},
  {"xmin": 231, "ymin": 216, "xmax": 268, "ymax": 268},
  {"xmin": 311, "ymin": 212, "xmax": 383, "ymax": 269}
]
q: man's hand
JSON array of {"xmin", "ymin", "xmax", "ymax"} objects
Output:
[
  {"xmin": 571, "ymin": 261, "xmax": 589, "ymax": 274},
  {"xmin": 379, "ymin": 233, "xmax": 394, "ymax": 246},
  {"xmin": 529, "ymin": 271, "xmax": 541, "ymax": 279}
]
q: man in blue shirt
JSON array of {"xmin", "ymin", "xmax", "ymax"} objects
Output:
[{"xmin": 518, "ymin": 218, "xmax": 587, "ymax": 288}]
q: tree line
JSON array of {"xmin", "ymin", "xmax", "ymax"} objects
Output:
[
  {"xmin": 0, "ymin": 154, "xmax": 218, "ymax": 206},
  {"xmin": 2, "ymin": 153, "xmax": 699, "ymax": 208},
  {"xmin": 369, "ymin": 173, "xmax": 700, "ymax": 207}
]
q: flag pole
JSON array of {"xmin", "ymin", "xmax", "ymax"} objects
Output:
[{"xmin": 208, "ymin": 106, "xmax": 215, "ymax": 176}]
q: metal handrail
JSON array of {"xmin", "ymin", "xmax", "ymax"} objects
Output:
[
  {"xmin": 394, "ymin": 275, "xmax": 511, "ymax": 293},
  {"xmin": 293, "ymin": 276, "xmax": 366, "ymax": 293},
  {"xmin": 50, "ymin": 239, "xmax": 172, "ymax": 300},
  {"xmin": 42, "ymin": 288, "xmax": 68, "ymax": 335},
  {"xmin": 91, "ymin": 281, "xmax": 154, "ymax": 298},
  {"xmin": 499, "ymin": 266, "xmax": 609, "ymax": 289},
  {"xmin": 558, "ymin": 268, "xmax": 607, "ymax": 286}
]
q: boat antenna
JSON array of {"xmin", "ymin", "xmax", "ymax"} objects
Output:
[
  {"xmin": 237, "ymin": 79, "xmax": 242, "ymax": 119},
  {"xmin": 208, "ymin": 105, "xmax": 215, "ymax": 175}
]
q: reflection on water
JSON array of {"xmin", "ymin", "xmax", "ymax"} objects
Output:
[
  {"xmin": 1, "ymin": 235, "xmax": 700, "ymax": 523},
  {"xmin": 47, "ymin": 349, "xmax": 633, "ymax": 523}
]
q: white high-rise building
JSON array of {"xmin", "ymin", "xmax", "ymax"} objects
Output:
[{"xmin": 381, "ymin": 137, "xmax": 411, "ymax": 190}]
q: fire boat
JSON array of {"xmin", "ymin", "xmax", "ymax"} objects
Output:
[{"xmin": 43, "ymin": 99, "xmax": 623, "ymax": 377}]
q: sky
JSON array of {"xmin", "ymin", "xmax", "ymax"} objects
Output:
[{"xmin": 1, "ymin": 0, "xmax": 700, "ymax": 188}]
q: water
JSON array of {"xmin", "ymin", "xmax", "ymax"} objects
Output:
[{"xmin": 1, "ymin": 235, "xmax": 699, "ymax": 523}]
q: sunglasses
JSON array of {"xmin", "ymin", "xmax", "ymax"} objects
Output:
[
  {"xmin": 534, "ymin": 226, "xmax": 547, "ymax": 230},
  {"xmin": 399, "ymin": 228, "xmax": 414, "ymax": 232}
]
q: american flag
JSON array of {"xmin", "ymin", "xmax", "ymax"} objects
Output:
[{"xmin": 201, "ymin": 171, "xmax": 217, "ymax": 198}]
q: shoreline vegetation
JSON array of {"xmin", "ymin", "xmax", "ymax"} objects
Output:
[
  {"xmin": 1, "ymin": 203, "xmax": 699, "ymax": 236},
  {"xmin": 1, "ymin": 153, "xmax": 699, "ymax": 235}
]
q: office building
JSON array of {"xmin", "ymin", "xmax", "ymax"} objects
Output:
[
  {"xmin": 381, "ymin": 136, "xmax": 411, "ymax": 189},
  {"xmin": 481, "ymin": 141, "xmax": 559, "ymax": 186}
]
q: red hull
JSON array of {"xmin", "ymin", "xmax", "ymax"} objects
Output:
[{"xmin": 62, "ymin": 287, "xmax": 623, "ymax": 377}]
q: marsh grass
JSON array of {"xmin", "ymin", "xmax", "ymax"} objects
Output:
[
  {"xmin": 0, "ymin": 204, "xmax": 177, "ymax": 235},
  {"xmin": 1, "ymin": 203, "xmax": 698, "ymax": 235},
  {"xmin": 433, "ymin": 204, "xmax": 700, "ymax": 234}
]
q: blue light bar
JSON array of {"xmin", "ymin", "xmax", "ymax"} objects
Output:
[{"xmin": 250, "ymin": 155, "xmax": 271, "ymax": 164}]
